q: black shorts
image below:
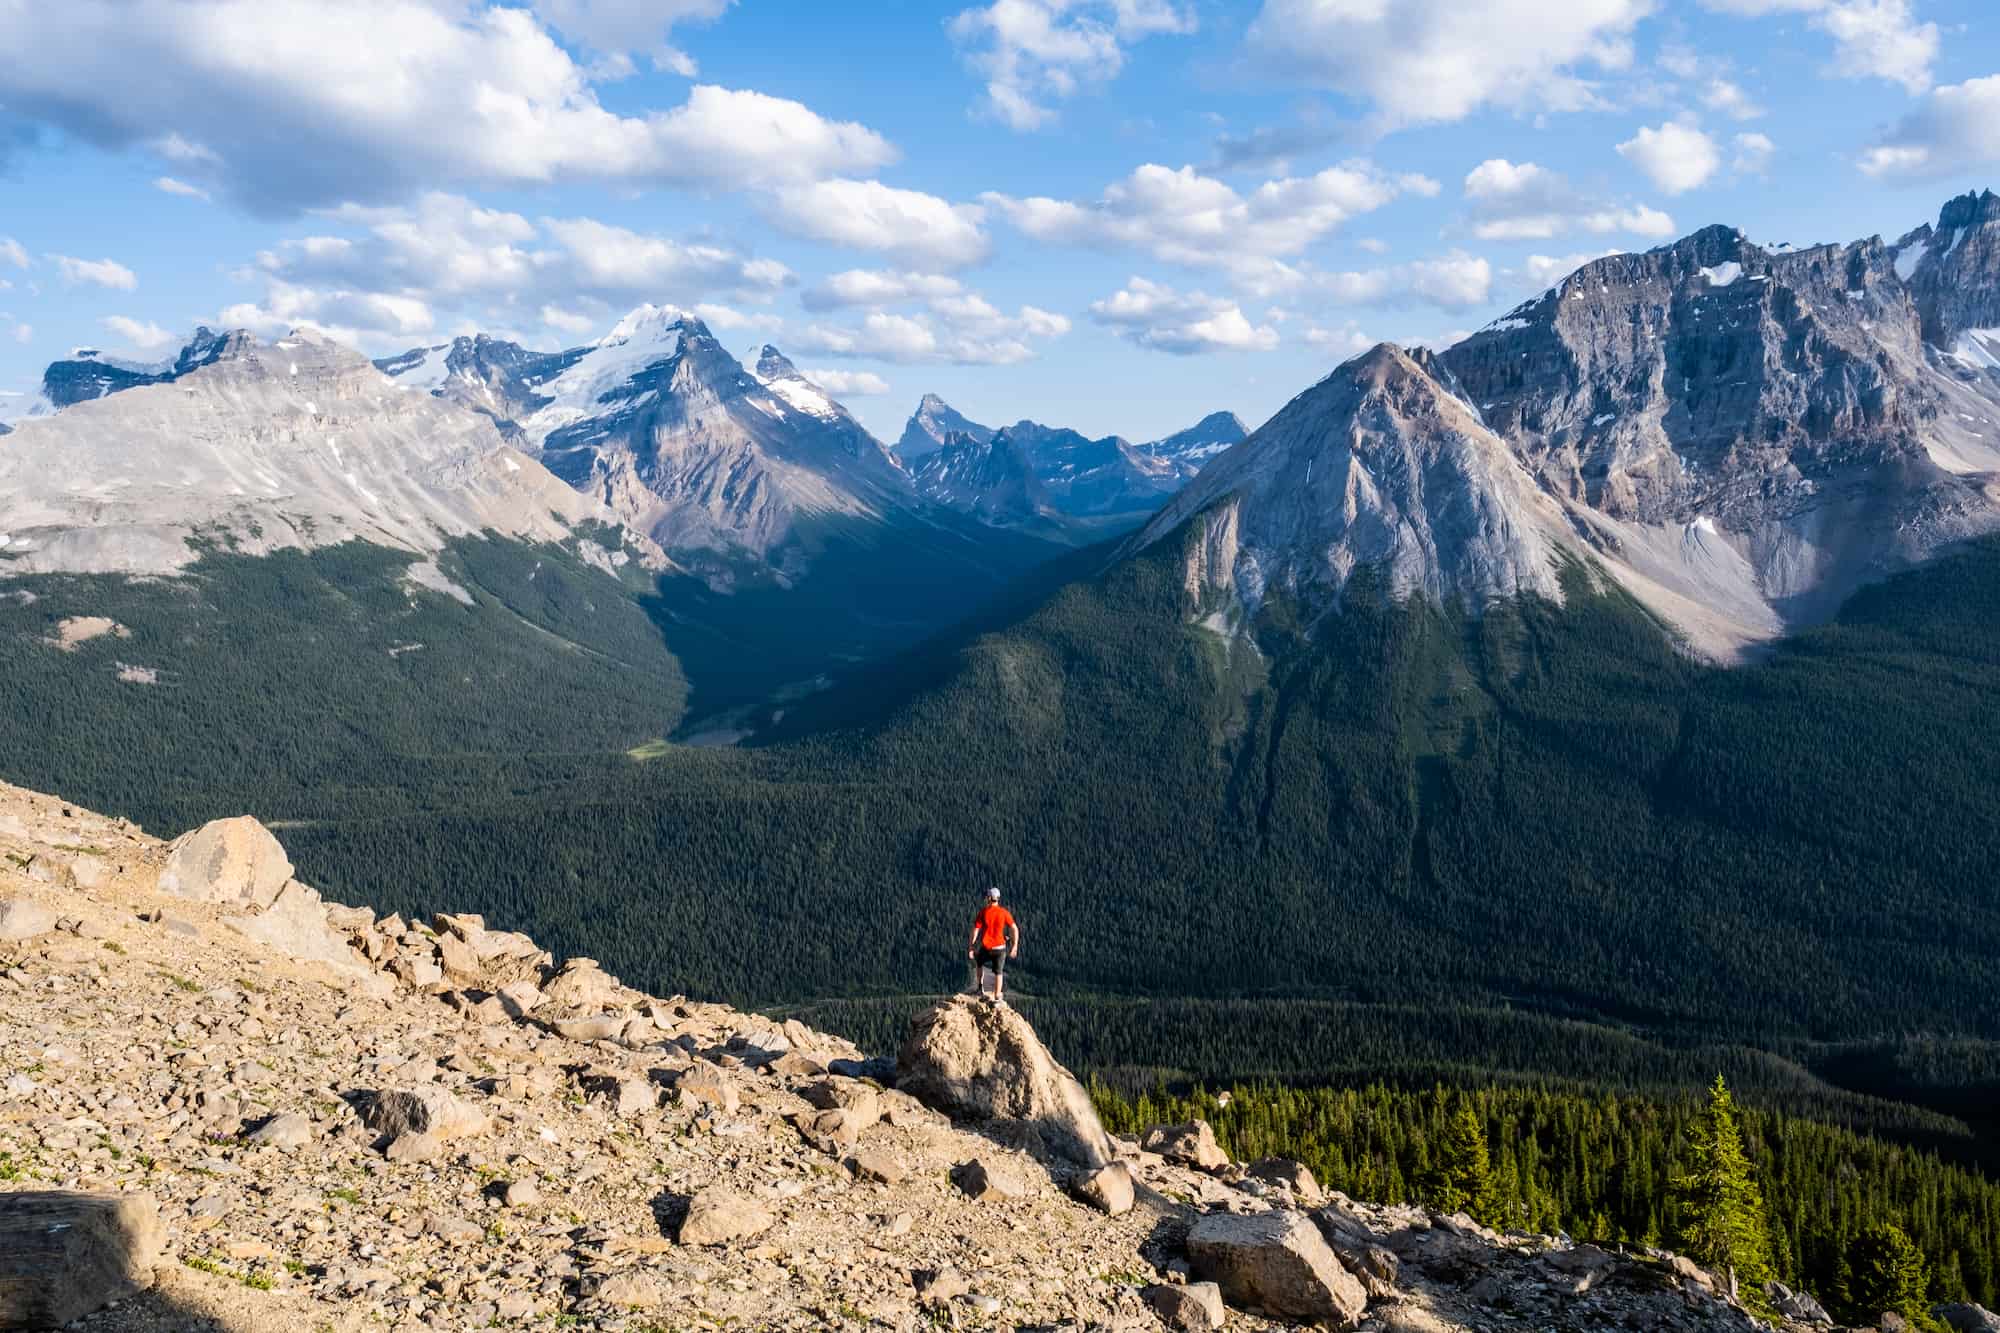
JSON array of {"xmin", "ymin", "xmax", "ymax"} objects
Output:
[{"xmin": 975, "ymin": 946, "xmax": 1008, "ymax": 974}]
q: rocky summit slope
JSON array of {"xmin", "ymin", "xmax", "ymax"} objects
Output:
[
  {"xmin": 0, "ymin": 328, "xmax": 660, "ymax": 578},
  {"xmin": 0, "ymin": 779, "xmax": 1871, "ymax": 1332},
  {"xmin": 1145, "ymin": 192, "xmax": 2000, "ymax": 660}
]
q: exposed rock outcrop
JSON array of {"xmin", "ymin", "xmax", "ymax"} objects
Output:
[{"xmin": 897, "ymin": 994, "xmax": 1116, "ymax": 1169}]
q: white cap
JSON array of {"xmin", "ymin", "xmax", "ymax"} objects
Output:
[{"xmin": 986, "ymin": 886, "xmax": 1001, "ymax": 900}]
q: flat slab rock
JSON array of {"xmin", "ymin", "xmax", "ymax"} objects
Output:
[{"xmin": 0, "ymin": 1190, "xmax": 163, "ymax": 1327}]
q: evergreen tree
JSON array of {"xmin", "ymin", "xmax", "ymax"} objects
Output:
[
  {"xmin": 1842, "ymin": 1223, "xmax": 1935, "ymax": 1329},
  {"xmin": 1429, "ymin": 1104, "xmax": 1502, "ymax": 1229},
  {"xmin": 1674, "ymin": 1077, "xmax": 1776, "ymax": 1304}
]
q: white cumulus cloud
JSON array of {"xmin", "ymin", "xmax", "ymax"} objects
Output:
[
  {"xmin": 767, "ymin": 179, "xmax": 990, "ymax": 270},
  {"xmin": 948, "ymin": 0, "xmax": 1196, "ymax": 131},
  {"xmin": 1316, "ymin": 253, "xmax": 1494, "ymax": 311},
  {"xmin": 533, "ymin": 0, "xmax": 732, "ymax": 75},
  {"xmin": 1088, "ymin": 276, "xmax": 1280, "ymax": 354},
  {"xmin": 983, "ymin": 160, "xmax": 1429, "ymax": 287},
  {"xmin": 102, "ymin": 315, "xmax": 177, "ymax": 350},
  {"xmin": 793, "ymin": 293, "xmax": 1069, "ymax": 366},
  {"xmin": 1617, "ymin": 122, "xmax": 1723, "ymax": 195},
  {"xmin": 153, "ymin": 176, "xmax": 211, "ymax": 201},
  {"xmin": 1858, "ymin": 74, "xmax": 2000, "ymax": 180},
  {"xmin": 802, "ymin": 270, "xmax": 967, "ymax": 312},
  {"xmin": 1697, "ymin": 0, "xmax": 1935, "ymax": 92},
  {"xmin": 802, "ymin": 369, "xmax": 891, "ymax": 397},
  {"xmin": 1242, "ymin": 0, "xmax": 1650, "ymax": 126},
  {"xmin": 1505, "ymin": 250, "xmax": 1626, "ymax": 295},
  {"xmin": 0, "ymin": 238, "xmax": 27, "ymax": 269},
  {"xmin": 0, "ymin": 3, "xmax": 895, "ymax": 213},
  {"xmin": 1732, "ymin": 132, "xmax": 1776, "ymax": 175},
  {"xmin": 539, "ymin": 304, "xmax": 596, "ymax": 334},
  {"xmin": 1462, "ymin": 158, "xmax": 1675, "ymax": 241},
  {"xmin": 53, "ymin": 255, "xmax": 138, "ymax": 290}
]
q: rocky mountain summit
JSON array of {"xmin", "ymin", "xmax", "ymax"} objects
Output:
[
  {"xmin": 1137, "ymin": 412, "xmax": 1249, "ymax": 481},
  {"xmin": 897, "ymin": 394, "xmax": 994, "ymax": 460},
  {"xmin": 1142, "ymin": 192, "xmax": 2000, "ymax": 659},
  {"xmin": 0, "ymin": 328, "xmax": 656, "ymax": 578},
  {"xmin": 1141, "ymin": 344, "xmax": 1575, "ymax": 618},
  {"xmin": 0, "ymin": 778, "xmax": 1907, "ymax": 1332}
]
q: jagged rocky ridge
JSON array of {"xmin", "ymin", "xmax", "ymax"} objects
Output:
[
  {"xmin": 0, "ymin": 328, "xmax": 659, "ymax": 578},
  {"xmin": 1145, "ymin": 191, "xmax": 2000, "ymax": 659},
  {"xmin": 0, "ymin": 777, "xmax": 1880, "ymax": 1332}
]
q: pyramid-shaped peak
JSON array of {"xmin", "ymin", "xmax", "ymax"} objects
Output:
[{"xmin": 755, "ymin": 344, "xmax": 802, "ymax": 380}]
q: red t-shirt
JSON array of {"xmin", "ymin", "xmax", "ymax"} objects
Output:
[{"xmin": 975, "ymin": 904, "xmax": 1015, "ymax": 949}]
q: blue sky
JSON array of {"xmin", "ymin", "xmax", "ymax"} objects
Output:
[{"xmin": 2, "ymin": 0, "xmax": 1998, "ymax": 442}]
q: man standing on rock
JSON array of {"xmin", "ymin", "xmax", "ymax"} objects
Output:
[{"xmin": 967, "ymin": 886, "xmax": 1019, "ymax": 1005}]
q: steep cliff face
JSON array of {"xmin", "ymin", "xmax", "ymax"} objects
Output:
[
  {"xmin": 1436, "ymin": 201, "xmax": 2000, "ymax": 631},
  {"xmin": 1898, "ymin": 187, "xmax": 2000, "ymax": 346}
]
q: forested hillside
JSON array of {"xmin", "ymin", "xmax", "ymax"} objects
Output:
[{"xmin": 266, "ymin": 528, "xmax": 2000, "ymax": 1042}]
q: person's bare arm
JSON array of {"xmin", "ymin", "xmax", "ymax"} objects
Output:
[
  {"xmin": 968, "ymin": 920, "xmax": 982, "ymax": 958},
  {"xmin": 1008, "ymin": 921, "xmax": 1021, "ymax": 958}
]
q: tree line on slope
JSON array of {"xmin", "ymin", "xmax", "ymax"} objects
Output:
[{"xmin": 1092, "ymin": 1076, "xmax": 1994, "ymax": 1326}]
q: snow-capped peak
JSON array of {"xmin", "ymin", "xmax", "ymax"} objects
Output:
[
  {"xmin": 604, "ymin": 303, "xmax": 698, "ymax": 347},
  {"xmin": 749, "ymin": 345, "xmax": 843, "ymax": 421},
  {"xmin": 515, "ymin": 306, "xmax": 709, "ymax": 441}
]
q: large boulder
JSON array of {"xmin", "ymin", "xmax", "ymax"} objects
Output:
[
  {"xmin": 1145, "ymin": 1120, "xmax": 1230, "ymax": 1171},
  {"xmin": 158, "ymin": 816, "xmax": 292, "ymax": 906},
  {"xmin": 1248, "ymin": 1156, "xmax": 1324, "ymax": 1204},
  {"xmin": 364, "ymin": 1086, "xmax": 491, "ymax": 1142},
  {"xmin": 0, "ymin": 1191, "xmax": 162, "ymax": 1326},
  {"xmin": 897, "ymin": 995, "xmax": 1115, "ymax": 1169},
  {"xmin": 0, "ymin": 897, "xmax": 58, "ymax": 941},
  {"xmin": 1938, "ymin": 1305, "xmax": 2000, "ymax": 1333},
  {"xmin": 1076, "ymin": 1162, "xmax": 1135, "ymax": 1216},
  {"xmin": 224, "ymin": 880, "xmax": 392, "ymax": 997},
  {"xmin": 1143, "ymin": 1281, "xmax": 1227, "ymax": 1332},
  {"xmin": 1186, "ymin": 1209, "xmax": 1368, "ymax": 1326},
  {"xmin": 679, "ymin": 1187, "xmax": 774, "ymax": 1246}
]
